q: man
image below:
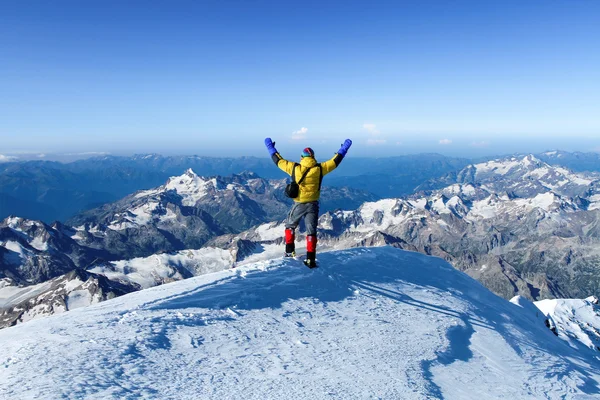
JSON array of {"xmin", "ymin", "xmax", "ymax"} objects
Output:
[{"xmin": 264, "ymin": 137, "xmax": 352, "ymax": 268}]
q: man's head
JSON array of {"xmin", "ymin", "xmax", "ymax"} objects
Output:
[{"xmin": 301, "ymin": 147, "xmax": 314, "ymax": 158}]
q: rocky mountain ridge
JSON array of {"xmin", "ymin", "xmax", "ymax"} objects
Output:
[
  {"xmin": 65, "ymin": 169, "xmax": 376, "ymax": 259},
  {"xmin": 2, "ymin": 154, "xmax": 600, "ymax": 329},
  {"xmin": 211, "ymin": 155, "xmax": 600, "ymax": 301}
]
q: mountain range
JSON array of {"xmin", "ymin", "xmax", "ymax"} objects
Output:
[
  {"xmin": 0, "ymin": 153, "xmax": 471, "ymax": 222},
  {"xmin": 64, "ymin": 169, "xmax": 376, "ymax": 260},
  {"xmin": 206, "ymin": 155, "xmax": 600, "ymax": 300},
  {"xmin": 2, "ymin": 153, "xmax": 600, "ymax": 332}
]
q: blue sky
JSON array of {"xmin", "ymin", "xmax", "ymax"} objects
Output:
[{"xmin": 1, "ymin": 0, "xmax": 599, "ymax": 158}]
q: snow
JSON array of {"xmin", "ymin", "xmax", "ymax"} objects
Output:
[
  {"xmin": 468, "ymin": 193, "xmax": 562, "ymax": 220},
  {"xmin": 470, "ymin": 155, "xmax": 596, "ymax": 193},
  {"xmin": 527, "ymin": 165, "xmax": 550, "ymax": 178},
  {"xmin": 522, "ymin": 155, "xmax": 533, "ymax": 167},
  {"xmin": 66, "ymin": 289, "xmax": 94, "ymax": 310},
  {"xmin": 467, "ymin": 197, "xmax": 499, "ymax": 220},
  {"xmin": 74, "ymin": 224, "xmax": 103, "ymax": 235},
  {"xmin": 589, "ymin": 194, "xmax": 600, "ymax": 211},
  {"xmin": 1, "ymin": 247, "xmax": 599, "ymax": 399},
  {"xmin": 106, "ymin": 220, "xmax": 137, "ymax": 231},
  {"xmin": 0, "ymin": 278, "xmax": 12, "ymax": 290},
  {"xmin": 514, "ymin": 192, "xmax": 558, "ymax": 211},
  {"xmin": 0, "ymin": 282, "xmax": 52, "ymax": 309},
  {"xmin": 555, "ymin": 167, "xmax": 594, "ymax": 186},
  {"xmin": 3, "ymin": 240, "xmax": 25, "ymax": 256},
  {"xmin": 535, "ymin": 297, "xmax": 600, "ymax": 353},
  {"xmin": 158, "ymin": 169, "xmax": 249, "ymax": 207},
  {"xmin": 255, "ymin": 221, "xmax": 286, "ymax": 241},
  {"xmin": 432, "ymin": 196, "xmax": 451, "ymax": 214},
  {"xmin": 5, "ymin": 216, "xmax": 23, "ymax": 230},
  {"xmin": 409, "ymin": 198, "xmax": 427, "ymax": 209},
  {"xmin": 360, "ymin": 199, "xmax": 398, "ymax": 219},
  {"xmin": 2, "ymin": 240, "xmax": 30, "ymax": 265},
  {"xmin": 108, "ymin": 202, "xmax": 161, "ymax": 230},
  {"xmin": 522, "ymin": 164, "xmax": 595, "ymax": 189},
  {"xmin": 29, "ymin": 236, "xmax": 48, "ymax": 251},
  {"xmin": 354, "ymin": 199, "xmax": 411, "ymax": 231},
  {"xmin": 440, "ymin": 183, "xmax": 477, "ymax": 197},
  {"xmin": 446, "ymin": 195, "xmax": 462, "ymax": 208},
  {"xmin": 130, "ymin": 202, "xmax": 160, "ymax": 225},
  {"xmin": 460, "ymin": 184, "xmax": 477, "ymax": 196},
  {"xmin": 89, "ymin": 248, "xmax": 234, "ymax": 289},
  {"xmin": 474, "ymin": 158, "xmax": 521, "ymax": 176},
  {"xmin": 134, "ymin": 188, "xmax": 161, "ymax": 199},
  {"xmin": 164, "ymin": 169, "xmax": 215, "ymax": 206}
]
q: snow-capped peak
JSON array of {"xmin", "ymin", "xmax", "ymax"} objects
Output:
[
  {"xmin": 184, "ymin": 167, "xmax": 198, "ymax": 177},
  {"xmin": 4, "ymin": 216, "xmax": 24, "ymax": 230},
  {"xmin": 473, "ymin": 154, "xmax": 544, "ymax": 177},
  {"xmin": 521, "ymin": 154, "xmax": 543, "ymax": 167},
  {"xmin": 463, "ymin": 154, "xmax": 597, "ymax": 200},
  {"xmin": 1, "ymin": 217, "xmax": 52, "ymax": 251},
  {"xmin": 166, "ymin": 170, "xmax": 242, "ymax": 206}
]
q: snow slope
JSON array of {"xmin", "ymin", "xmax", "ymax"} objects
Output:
[
  {"xmin": 1, "ymin": 247, "xmax": 598, "ymax": 399},
  {"xmin": 536, "ymin": 297, "xmax": 600, "ymax": 354}
]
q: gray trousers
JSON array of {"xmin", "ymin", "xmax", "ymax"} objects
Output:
[{"xmin": 285, "ymin": 201, "xmax": 319, "ymax": 235}]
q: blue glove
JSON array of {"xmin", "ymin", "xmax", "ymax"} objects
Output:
[
  {"xmin": 265, "ymin": 138, "xmax": 278, "ymax": 156},
  {"xmin": 337, "ymin": 139, "xmax": 352, "ymax": 156}
]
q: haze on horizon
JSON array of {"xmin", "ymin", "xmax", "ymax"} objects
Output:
[{"xmin": 1, "ymin": 1, "xmax": 599, "ymax": 158}]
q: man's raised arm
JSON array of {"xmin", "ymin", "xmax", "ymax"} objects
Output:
[
  {"xmin": 321, "ymin": 139, "xmax": 352, "ymax": 176},
  {"xmin": 265, "ymin": 137, "xmax": 295, "ymax": 175}
]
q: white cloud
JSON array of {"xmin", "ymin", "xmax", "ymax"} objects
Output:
[
  {"xmin": 364, "ymin": 123, "xmax": 387, "ymax": 146},
  {"xmin": 367, "ymin": 139, "xmax": 387, "ymax": 146},
  {"xmin": 439, "ymin": 139, "xmax": 452, "ymax": 145},
  {"xmin": 363, "ymin": 123, "xmax": 380, "ymax": 135},
  {"xmin": 0, "ymin": 154, "xmax": 17, "ymax": 163},
  {"xmin": 291, "ymin": 127, "xmax": 308, "ymax": 140},
  {"xmin": 470, "ymin": 141, "xmax": 490, "ymax": 148}
]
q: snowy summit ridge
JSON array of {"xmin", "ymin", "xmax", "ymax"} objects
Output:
[{"xmin": 1, "ymin": 247, "xmax": 598, "ymax": 399}]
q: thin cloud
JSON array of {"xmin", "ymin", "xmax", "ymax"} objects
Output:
[
  {"xmin": 63, "ymin": 152, "xmax": 110, "ymax": 156},
  {"xmin": 439, "ymin": 139, "xmax": 452, "ymax": 145},
  {"xmin": 367, "ymin": 139, "xmax": 387, "ymax": 146},
  {"xmin": 470, "ymin": 141, "xmax": 490, "ymax": 148},
  {"xmin": 364, "ymin": 123, "xmax": 386, "ymax": 146},
  {"xmin": 363, "ymin": 123, "xmax": 380, "ymax": 135},
  {"xmin": 0, "ymin": 154, "xmax": 17, "ymax": 163},
  {"xmin": 291, "ymin": 127, "xmax": 308, "ymax": 140}
]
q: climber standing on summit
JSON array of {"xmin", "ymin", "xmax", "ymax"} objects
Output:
[{"xmin": 264, "ymin": 137, "xmax": 352, "ymax": 268}]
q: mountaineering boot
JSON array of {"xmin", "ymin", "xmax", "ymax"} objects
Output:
[
  {"xmin": 304, "ymin": 234, "xmax": 318, "ymax": 268},
  {"xmin": 285, "ymin": 228, "xmax": 295, "ymax": 257}
]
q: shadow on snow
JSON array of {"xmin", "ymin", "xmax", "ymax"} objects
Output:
[{"xmin": 147, "ymin": 246, "xmax": 600, "ymax": 397}]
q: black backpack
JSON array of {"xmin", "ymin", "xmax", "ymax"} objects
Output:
[{"xmin": 285, "ymin": 163, "xmax": 322, "ymax": 199}]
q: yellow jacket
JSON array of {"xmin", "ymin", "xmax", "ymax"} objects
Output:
[{"xmin": 272, "ymin": 153, "xmax": 343, "ymax": 203}]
